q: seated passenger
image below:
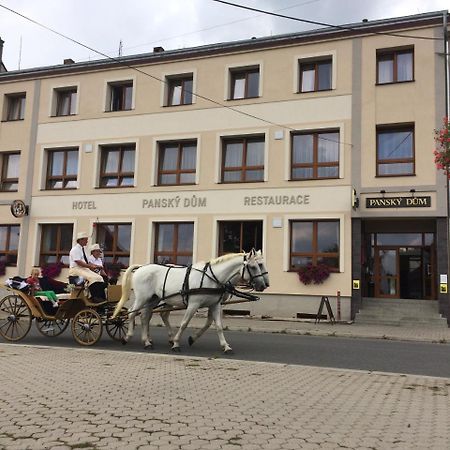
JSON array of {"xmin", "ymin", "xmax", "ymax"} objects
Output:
[
  {"xmin": 69, "ymin": 232, "xmax": 106, "ymax": 303},
  {"xmin": 88, "ymin": 244, "xmax": 108, "ymax": 282},
  {"xmin": 26, "ymin": 268, "xmax": 58, "ymax": 308}
]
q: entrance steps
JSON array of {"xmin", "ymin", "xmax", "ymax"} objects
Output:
[{"xmin": 356, "ymin": 297, "xmax": 448, "ymax": 327}]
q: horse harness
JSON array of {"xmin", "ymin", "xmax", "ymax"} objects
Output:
[{"xmin": 160, "ymin": 255, "xmax": 262, "ymax": 307}]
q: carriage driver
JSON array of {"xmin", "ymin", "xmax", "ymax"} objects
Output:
[{"xmin": 69, "ymin": 232, "xmax": 107, "ymax": 303}]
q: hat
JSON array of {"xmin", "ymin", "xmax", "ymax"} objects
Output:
[
  {"xmin": 90, "ymin": 244, "xmax": 102, "ymax": 252},
  {"xmin": 76, "ymin": 231, "xmax": 89, "ymax": 241}
]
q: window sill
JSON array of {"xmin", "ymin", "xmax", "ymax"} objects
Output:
[
  {"xmin": 375, "ymin": 173, "xmax": 416, "ymax": 178},
  {"xmin": 1, "ymin": 118, "xmax": 24, "ymax": 123},
  {"xmin": 164, "ymin": 103, "xmax": 194, "ymax": 108},
  {"xmin": 227, "ymin": 95, "xmax": 260, "ymax": 101},
  {"xmin": 50, "ymin": 113, "xmax": 77, "ymax": 118},
  {"xmin": 376, "ymin": 80, "xmax": 415, "ymax": 86},
  {"xmin": 42, "ymin": 187, "xmax": 78, "ymax": 191},
  {"xmin": 104, "ymin": 108, "xmax": 134, "ymax": 113},
  {"xmin": 296, "ymin": 88, "xmax": 333, "ymax": 94}
]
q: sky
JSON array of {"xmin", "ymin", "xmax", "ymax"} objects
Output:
[{"xmin": 0, "ymin": 0, "xmax": 448, "ymax": 71}]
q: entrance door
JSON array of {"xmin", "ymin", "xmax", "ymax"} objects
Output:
[{"xmin": 375, "ymin": 248, "xmax": 399, "ymax": 298}]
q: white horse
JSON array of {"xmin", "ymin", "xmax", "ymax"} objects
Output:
[
  {"xmin": 113, "ymin": 250, "xmax": 268, "ymax": 352},
  {"xmin": 185, "ymin": 250, "xmax": 269, "ymax": 348}
]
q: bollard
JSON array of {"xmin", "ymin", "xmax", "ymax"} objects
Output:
[{"xmin": 337, "ymin": 290, "xmax": 341, "ymax": 321}]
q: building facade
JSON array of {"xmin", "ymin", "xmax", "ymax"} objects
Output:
[{"xmin": 0, "ymin": 11, "xmax": 449, "ymax": 322}]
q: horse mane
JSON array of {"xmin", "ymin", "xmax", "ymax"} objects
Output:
[{"xmin": 193, "ymin": 252, "xmax": 245, "ymax": 268}]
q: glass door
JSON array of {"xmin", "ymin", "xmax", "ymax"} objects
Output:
[{"xmin": 375, "ymin": 248, "xmax": 399, "ymax": 298}]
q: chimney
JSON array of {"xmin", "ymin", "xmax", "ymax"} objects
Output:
[
  {"xmin": 153, "ymin": 46, "xmax": 164, "ymax": 53},
  {"xmin": 64, "ymin": 58, "xmax": 75, "ymax": 65},
  {"xmin": 0, "ymin": 37, "xmax": 6, "ymax": 72}
]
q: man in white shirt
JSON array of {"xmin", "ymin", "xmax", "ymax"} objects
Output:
[
  {"xmin": 88, "ymin": 243, "xmax": 108, "ymax": 280},
  {"xmin": 69, "ymin": 232, "xmax": 106, "ymax": 302}
]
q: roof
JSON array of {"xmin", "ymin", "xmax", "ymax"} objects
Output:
[{"xmin": 0, "ymin": 10, "xmax": 447, "ymax": 82}]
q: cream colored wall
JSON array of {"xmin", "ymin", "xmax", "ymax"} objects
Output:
[
  {"xmin": 0, "ymin": 80, "xmax": 36, "ymax": 200},
  {"xmin": 359, "ymin": 28, "xmax": 440, "ymax": 190}
]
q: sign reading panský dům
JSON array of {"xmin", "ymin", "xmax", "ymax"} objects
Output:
[{"xmin": 366, "ymin": 196, "xmax": 431, "ymax": 208}]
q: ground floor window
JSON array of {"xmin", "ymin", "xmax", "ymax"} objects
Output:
[
  {"xmin": 95, "ymin": 223, "xmax": 132, "ymax": 267},
  {"xmin": 218, "ymin": 221, "xmax": 262, "ymax": 255},
  {"xmin": 39, "ymin": 224, "xmax": 73, "ymax": 266},
  {"xmin": 290, "ymin": 220, "xmax": 339, "ymax": 270},
  {"xmin": 0, "ymin": 225, "xmax": 20, "ymax": 266},
  {"xmin": 154, "ymin": 222, "xmax": 194, "ymax": 265}
]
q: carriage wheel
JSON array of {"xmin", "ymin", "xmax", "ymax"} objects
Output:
[
  {"xmin": 105, "ymin": 308, "xmax": 129, "ymax": 342},
  {"xmin": 35, "ymin": 318, "xmax": 69, "ymax": 337},
  {"xmin": 71, "ymin": 309, "xmax": 102, "ymax": 346},
  {"xmin": 0, "ymin": 294, "xmax": 32, "ymax": 341}
]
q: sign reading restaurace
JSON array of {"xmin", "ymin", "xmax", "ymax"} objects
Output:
[{"xmin": 366, "ymin": 196, "xmax": 431, "ymax": 208}]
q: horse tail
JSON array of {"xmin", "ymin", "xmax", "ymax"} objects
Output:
[{"xmin": 112, "ymin": 264, "xmax": 141, "ymax": 318}]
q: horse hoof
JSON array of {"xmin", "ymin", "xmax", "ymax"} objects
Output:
[
  {"xmin": 188, "ymin": 336, "xmax": 194, "ymax": 346},
  {"xmin": 144, "ymin": 342, "xmax": 153, "ymax": 350},
  {"xmin": 171, "ymin": 347, "xmax": 181, "ymax": 353},
  {"xmin": 168, "ymin": 340, "xmax": 174, "ymax": 346},
  {"xmin": 121, "ymin": 338, "xmax": 128, "ymax": 345},
  {"xmin": 223, "ymin": 347, "xmax": 233, "ymax": 354}
]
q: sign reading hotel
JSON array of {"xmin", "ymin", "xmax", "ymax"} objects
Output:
[{"xmin": 366, "ymin": 196, "xmax": 431, "ymax": 209}]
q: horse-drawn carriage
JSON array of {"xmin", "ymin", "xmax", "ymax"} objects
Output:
[
  {"xmin": 0, "ymin": 250, "xmax": 269, "ymax": 352},
  {"xmin": 0, "ymin": 283, "xmax": 128, "ymax": 346}
]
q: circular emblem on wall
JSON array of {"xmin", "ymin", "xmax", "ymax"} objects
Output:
[{"xmin": 10, "ymin": 200, "xmax": 28, "ymax": 218}]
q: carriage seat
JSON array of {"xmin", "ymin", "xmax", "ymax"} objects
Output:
[{"xmin": 68, "ymin": 276, "xmax": 85, "ymax": 287}]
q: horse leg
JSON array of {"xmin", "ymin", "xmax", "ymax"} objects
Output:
[
  {"xmin": 123, "ymin": 309, "xmax": 137, "ymax": 344},
  {"xmin": 210, "ymin": 303, "xmax": 232, "ymax": 353},
  {"xmin": 188, "ymin": 307, "xmax": 214, "ymax": 347},
  {"xmin": 140, "ymin": 306, "xmax": 154, "ymax": 349},
  {"xmin": 160, "ymin": 310, "xmax": 175, "ymax": 346},
  {"xmin": 171, "ymin": 304, "xmax": 198, "ymax": 352}
]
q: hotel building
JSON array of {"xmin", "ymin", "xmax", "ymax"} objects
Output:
[{"xmin": 0, "ymin": 11, "xmax": 449, "ymax": 323}]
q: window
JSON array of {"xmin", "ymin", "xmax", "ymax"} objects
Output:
[
  {"xmin": 46, "ymin": 148, "xmax": 78, "ymax": 189},
  {"xmin": 55, "ymin": 87, "xmax": 77, "ymax": 116},
  {"xmin": 290, "ymin": 220, "xmax": 339, "ymax": 270},
  {"xmin": 221, "ymin": 136, "xmax": 264, "ymax": 183},
  {"xmin": 158, "ymin": 141, "xmax": 196, "ymax": 185},
  {"xmin": 39, "ymin": 224, "xmax": 73, "ymax": 266},
  {"xmin": 154, "ymin": 222, "xmax": 194, "ymax": 265},
  {"xmin": 376, "ymin": 125, "xmax": 414, "ymax": 176},
  {"xmin": 218, "ymin": 221, "xmax": 262, "ymax": 255},
  {"xmin": 167, "ymin": 75, "xmax": 193, "ymax": 106},
  {"xmin": 377, "ymin": 48, "xmax": 413, "ymax": 84},
  {"xmin": 230, "ymin": 67, "xmax": 259, "ymax": 99},
  {"xmin": 291, "ymin": 130, "xmax": 339, "ymax": 180},
  {"xmin": 0, "ymin": 152, "xmax": 20, "ymax": 191},
  {"xmin": 96, "ymin": 223, "xmax": 131, "ymax": 267},
  {"xmin": 0, "ymin": 225, "xmax": 20, "ymax": 266},
  {"xmin": 299, "ymin": 59, "xmax": 332, "ymax": 92},
  {"xmin": 99, "ymin": 144, "xmax": 135, "ymax": 187},
  {"xmin": 4, "ymin": 93, "xmax": 26, "ymax": 121},
  {"xmin": 107, "ymin": 81, "xmax": 133, "ymax": 111}
]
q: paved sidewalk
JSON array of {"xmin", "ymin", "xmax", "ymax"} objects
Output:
[{"xmin": 0, "ymin": 343, "xmax": 449, "ymax": 450}]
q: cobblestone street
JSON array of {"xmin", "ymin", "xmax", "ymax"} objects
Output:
[{"xmin": 0, "ymin": 344, "xmax": 449, "ymax": 449}]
